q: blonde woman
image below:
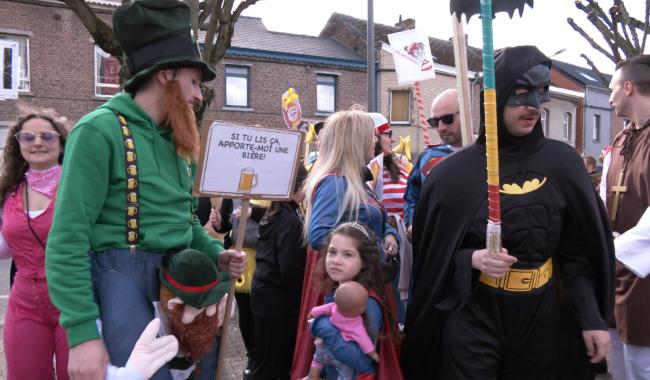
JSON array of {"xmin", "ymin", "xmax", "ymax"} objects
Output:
[{"xmin": 291, "ymin": 109, "xmax": 399, "ymax": 379}]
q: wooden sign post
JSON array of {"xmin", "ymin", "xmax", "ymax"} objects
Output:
[
  {"xmin": 194, "ymin": 121, "xmax": 304, "ymax": 379},
  {"xmin": 451, "ymin": 13, "xmax": 475, "ymax": 146}
]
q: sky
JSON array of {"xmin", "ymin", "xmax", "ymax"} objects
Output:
[{"xmin": 238, "ymin": 0, "xmax": 649, "ymax": 74}]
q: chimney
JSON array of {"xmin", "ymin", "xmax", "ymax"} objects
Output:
[{"xmin": 395, "ymin": 15, "xmax": 415, "ymax": 30}]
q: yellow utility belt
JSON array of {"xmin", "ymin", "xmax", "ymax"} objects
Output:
[{"xmin": 479, "ymin": 258, "xmax": 553, "ymax": 292}]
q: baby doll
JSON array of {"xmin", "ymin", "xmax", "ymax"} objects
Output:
[{"xmin": 309, "ymin": 281, "xmax": 379, "ymax": 380}]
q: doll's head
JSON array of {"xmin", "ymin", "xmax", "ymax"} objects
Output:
[
  {"xmin": 334, "ymin": 281, "xmax": 369, "ymax": 318},
  {"xmin": 158, "ymin": 249, "xmax": 230, "ymax": 361}
]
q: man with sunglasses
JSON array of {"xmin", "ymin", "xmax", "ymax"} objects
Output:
[
  {"xmin": 403, "ymin": 89, "xmax": 463, "ymax": 241},
  {"xmin": 45, "ymin": 1, "xmax": 245, "ymax": 379}
]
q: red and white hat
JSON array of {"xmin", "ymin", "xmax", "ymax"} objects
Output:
[{"xmin": 368, "ymin": 112, "xmax": 391, "ymax": 134}]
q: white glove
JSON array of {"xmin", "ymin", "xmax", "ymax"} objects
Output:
[
  {"xmin": 106, "ymin": 363, "xmax": 147, "ymax": 380},
  {"xmin": 123, "ymin": 318, "xmax": 179, "ymax": 379}
]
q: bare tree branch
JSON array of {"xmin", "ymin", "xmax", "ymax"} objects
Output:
[
  {"xmin": 610, "ymin": 5, "xmax": 637, "ymax": 57},
  {"xmin": 575, "ymin": 0, "xmax": 612, "ymax": 29},
  {"xmin": 63, "ymin": 0, "xmax": 259, "ymax": 122},
  {"xmin": 569, "ymin": 0, "xmax": 648, "ymax": 67},
  {"xmin": 202, "ymin": 0, "xmax": 223, "ymax": 63},
  {"xmin": 233, "ymin": 0, "xmax": 259, "ymax": 20},
  {"xmin": 587, "ymin": 7, "xmax": 623, "ymax": 61},
  {"xmin": 208, "ymin": 0, "xmax": 235, "ymax": 64},
  {"xmin": 613, "ymin": 1, "xmax": 639, "ymax": 51},
  {"xmin": 642, "ymin": 0, "xmax": 650, "ymax": 51},
  {"xmin": 198, "ymin": 0, "xmax": 214, "ymax": 25},
  {"xmin": 60, "ymin": 0, "xmax": 122, "ymax": 59},
  {"xmin": 580, "ymin": 53, "xmax": 610, "ymax": 86},
  {"xmin": 567, "ymin": 17, "xmax": 616, "ymax": 61}
]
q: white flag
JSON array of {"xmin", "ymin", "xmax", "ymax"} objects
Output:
[{"xmin": 384, "ymin": 29, "xmax": 436, "ymax": 85}]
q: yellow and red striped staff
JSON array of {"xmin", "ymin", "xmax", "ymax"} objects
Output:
[{"xmin": 450, "ymin": 0, "xmax": 534, "ymax": 252}]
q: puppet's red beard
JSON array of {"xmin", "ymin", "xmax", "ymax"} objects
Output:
[
  {"xmin": 168, "ymin": 306, "xmax": 220, "ymax": 362},
  {"xmin": 163, "ymin": 80, "xmax": 200, "ymax": 161}
]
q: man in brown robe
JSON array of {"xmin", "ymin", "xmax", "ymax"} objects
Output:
[{"xmin": 604, "ymin": 54, "xmax": 650, "ymax": 379}]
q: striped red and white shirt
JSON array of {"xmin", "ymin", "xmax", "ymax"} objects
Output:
[{"xmin": 382, "ymin": 165, "xmax": 409, "ymax": 218}]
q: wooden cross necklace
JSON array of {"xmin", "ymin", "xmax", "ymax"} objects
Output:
[
  {"xmin": 610, "ymin": 167, "xmax": 627, "ymax": 224},
  {"xmin": 611, "ymin": 118, "xmax": 650, "ymax": 224}
]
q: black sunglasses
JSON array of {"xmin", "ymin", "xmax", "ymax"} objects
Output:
[{"xmin": 427, "ymin": 111, "xmax": 459, "ymax": 128}]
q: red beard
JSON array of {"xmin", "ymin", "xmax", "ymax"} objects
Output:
[
  {"xmin": 168, "ymin": 305, "xmax": 220, "ymax": 362},
  {"xmin": 163, "ymin": 80, "xmax": 200, "ymax": 161}
]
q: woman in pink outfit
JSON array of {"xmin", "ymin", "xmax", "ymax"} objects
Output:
[{"xmin": 0, "ymin": 109, "xmax": 69, "ymax": 380}]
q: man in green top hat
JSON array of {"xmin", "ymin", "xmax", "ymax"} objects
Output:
[{"xmin": 45, "ymin": 1, "xmax": 246, "ymax": 379}]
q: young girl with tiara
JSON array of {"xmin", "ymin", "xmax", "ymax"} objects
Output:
[{"xmin": 306, "ymin": 222, "xmax": 403, "ymax": 380}]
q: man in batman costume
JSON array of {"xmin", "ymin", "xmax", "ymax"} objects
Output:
[{"xmin": 400, "ymin": 46, "xmax": 615, "ymax": 380}]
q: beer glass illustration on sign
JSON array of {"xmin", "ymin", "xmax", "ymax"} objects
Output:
[{"xmin": 238, "ymin": 167, "xmax": 258, "ymax": 193}]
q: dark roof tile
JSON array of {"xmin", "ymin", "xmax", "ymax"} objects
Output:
[
  {"xmin": 200, "ymin": 16, "xmax": 364, "ymax": 62},
  {"xmin": 319, "ymin": 12, "xmax": 483, "ymax": 71},
  {"xmin": 552, "ymin": 59, "xmax": 611, "ymax": 89}
]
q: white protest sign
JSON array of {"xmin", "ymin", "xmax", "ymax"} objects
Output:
[
  {"xmin": 0, "ymin": 39, "xmax": 19, "ymax": 100},
  {"xmin": 384, "ymin": 29, "xmax": 435, "ymax": 85},
  {"xmin": 194, "ymin": 121, "xmax": 304, "ymax": 200}
]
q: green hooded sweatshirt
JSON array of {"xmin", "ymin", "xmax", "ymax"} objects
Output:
[{"xmin": 46, "ymin": 93, "xmax": 224, "ymax": 347}]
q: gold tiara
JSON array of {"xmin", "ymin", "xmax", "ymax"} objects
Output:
[{"xmin": 337, "ymin": 221, "xmax": 370, "ymax": 240}]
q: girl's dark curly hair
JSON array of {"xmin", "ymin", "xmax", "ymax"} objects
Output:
[
  {"xmin": 316, "ymin": 222, "xmax": 402, "ymax": 345},
  {"xmin": 0, "ymin": 108, "xmax": 69, "ymax": 205},
  {"xmin": 317, "ymin": 222, "xmax": 386, "ymax": 303}
]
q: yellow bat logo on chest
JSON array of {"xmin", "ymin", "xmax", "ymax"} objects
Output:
[{"xmin": 500, "ymin": 177, "xmax": 547, "ymax": 195}]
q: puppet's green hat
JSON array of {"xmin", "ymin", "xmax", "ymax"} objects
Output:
[
  {"xmin": 160, "ymin": 249, "xmax": 231, "ymax": 308},
  {"xmin": 113, "ymin": 0, "xmax": 216, "ymax": 93}
]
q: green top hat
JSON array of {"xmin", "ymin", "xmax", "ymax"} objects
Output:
[
  {"xmin": 159, "ymin": 249, "xmax": 231, "ymax": 309},
  {"xmin": 113, "ymin": 0, "xmax": 217, "ymax": 93}
]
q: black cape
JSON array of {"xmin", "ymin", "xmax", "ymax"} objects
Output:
[{"xmin": 401, "ymin": 46, "xmax": 615, "ymax": 379}]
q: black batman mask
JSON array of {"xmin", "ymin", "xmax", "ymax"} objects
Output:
[{"xmin": 506, "ymin": 64, "xmax": 551, "ymax": 108}]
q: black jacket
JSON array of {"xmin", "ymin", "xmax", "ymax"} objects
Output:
[{"xmin": 251, "ymin": 200, "xmax": 306, "ymax": 317}]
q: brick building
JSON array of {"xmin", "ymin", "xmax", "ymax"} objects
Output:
[
  {"xmin": 201, "ymin": 16, "xmax": 366, "ymax": 128},
  {"xmin": 549, "ymin": 64, "xmax": 586, "ymax": 152},
  {"xmin": 0, "ymin": 0, "xmax": 118, "ymax": 142},
  {"xmin": 0, "ymin": 1, "xmax": 366, "ymax": 149},
  {"xmin": 552, "ymin": 59, "xmax": 626, "ymax": 159},
  {"xmin": 320, "ymin": 13, "xmax": 582, "ymax": 154},
  {"xmin": 321, "ymin": 13, "xmax": 484, "ymax": 152},
  {"xmin": 0, "ymin": 1, "xmax": 609, "ymax": 158}
]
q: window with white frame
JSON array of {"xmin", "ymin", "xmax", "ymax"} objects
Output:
[
  {"xmin": 1, "ymin": 40, "xmax": 19, "ymax": 99},
  {"xmin": 94, "ymin": 46, "xmax": 120, "ymax": 97},
  {"xmin": 0, "ymin": 34, "xmax": 29, "ymax": 91},
  {"xmin": 593, "ymin": 114, "xmax": 601, "ymax": 142},
  {"xmin": 390, "ymin": 90, "xmax": 411, "ymax": 124},
  {"xmin": 316, "ymin": 74, "xmax": 336, "ymax": 113},
  {"xmin": 563, "ymin": 112, "xmax": 573, "ymax": 141},
  {"xmin": 541, "ymin": 108, "xmax": 550, "ymax": 137},
  {"xmin": 225, "ymin": 65, "xmax": 249, "ymax": 107}
]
